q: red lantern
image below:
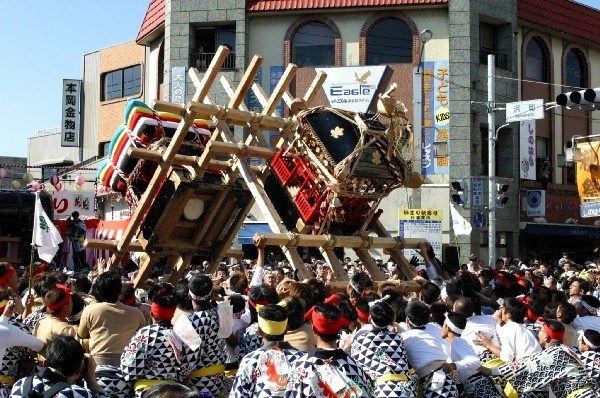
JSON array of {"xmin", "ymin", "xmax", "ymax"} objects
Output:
[{"xmin": 49, "ymin": 175, "xmax": 60, "ymax": 186}]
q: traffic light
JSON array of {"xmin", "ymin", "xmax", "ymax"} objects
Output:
[
  {"xmin": 496, "ymin": 183, "xmax": 509, "ymax": 208},
  {"xmin": 584, "ymin": 88, "xmax": 600, "ymax": 103},
  {"xmin": 556, "ymin": 88, "xmax": 600, "ymax": 110},
  {"xmin": 451, "ymin": 180, "xmax": 468, "ymax": 207}
]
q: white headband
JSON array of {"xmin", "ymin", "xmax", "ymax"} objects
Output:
[
  {"xmin": 445, "ymin": 315, "xmax": 464, "ymax": 335},
  {"xmin": 368, "ymin": 295, "xmax": 390, "ymax": 308},
  {"xmin": 579, "ymin": 333, "xmax": 599, "ymax": 349},
  {"xmin": 189, "ymin": 290, "xmax": 212, "ymax": 301}
]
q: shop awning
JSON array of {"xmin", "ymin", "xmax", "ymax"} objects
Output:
[
  {"xmin": 237, "ymin": 222, "xmax": 273, "ymax": 244},
  {"xmin": 525, "ymin": 222, "xmax": 600, "ymax": 238}
]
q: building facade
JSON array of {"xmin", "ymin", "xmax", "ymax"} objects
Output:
[{"xmin": 130, "ymin": 0, "xmax": 600, "ymax": 265}]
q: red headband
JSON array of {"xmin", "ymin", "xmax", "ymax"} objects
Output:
[
  {"xmin": 122, "ymin": 295, "xmax": 136, "ymax": 306},
  {"xmin": 304, "ymin": 294, "xmax": 343, "ymax": 321},
  {"xmin": 542, "ymin": 323, "xmax": 564, "ymax": 341},
  {"xmin": 249, "ymin": 298, "xmax": 270, "ymax": 309},
  {"xmin": 46, "ymin": 284, "xmax": 71, "ymax": 311},
  {"xmin": 526, "ymin": 308, "xmax": 539, "ymax": 322},
  {"xmin": 355, "ymin": 305, "xmax": 370, "ymax": 322},
  {"xmin": 33, "ymin": 263, "xmax": 47, "ymax": 278},
  {"xmin": 151, "ymin": 302, "xmax": 176, "ymax": 321},
  {"xmin": 0, "ymin": 266, "xmax": 15, "ymax": 286},
  {"xmin": 312, "ymin": 311, "xmax": 342, "ymax": 335}
]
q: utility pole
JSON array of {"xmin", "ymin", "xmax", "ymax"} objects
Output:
[{"xmin": 488, "ymin": 54, "xmax": 497, "ymax": 268}]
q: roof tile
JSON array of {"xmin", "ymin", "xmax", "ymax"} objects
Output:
[
  {"xmin": 518, "ymin": 0, "xmax": 600, "ymax": 44},
  {"xmin": 247, "ymin": 0, "xmax": 448, "ymax": 11},
  {"xmin": 136, "ymin": 0, "xmax": 165, "ymax": 43}
]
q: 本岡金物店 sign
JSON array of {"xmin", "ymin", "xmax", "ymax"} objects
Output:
[{"xmin": 61, "ymin": 79, "xmax": 82, "ymax": 147}]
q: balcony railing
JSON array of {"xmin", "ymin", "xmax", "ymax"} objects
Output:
[
  {"xmin": 480, "ymin": 48, "xmax": 509, "ymax": 70},
  {"xmin": 191, "ymin": 51, "xmax": 236, "ymax": 70}
]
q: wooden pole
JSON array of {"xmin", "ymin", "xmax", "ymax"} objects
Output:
[{"xmin": 257, "ymin": 233, "xmax": 420, "ymax": 250}]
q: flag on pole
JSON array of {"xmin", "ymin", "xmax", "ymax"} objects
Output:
[
  {"xmin": 32, "ymin": 193, "xmax": 63, "ymax": 262},
  {"xmin": 450, "ymin": 202, "xmax": 472, "ymax": 236}
]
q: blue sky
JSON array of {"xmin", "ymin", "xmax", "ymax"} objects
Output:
[
  {"xmin": 0, "ymin": 1, "xmax": 149, "ymax": 158},
  {"xmin": 1, "ymin": 0, "xmax": 599, "ymax": 158}
]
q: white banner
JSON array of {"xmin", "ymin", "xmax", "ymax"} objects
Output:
[
  {"xmin": 450, "ymin": 203, "xmax": 472, "ymax": 236},
  {"xmin": 33, "ymin": 193, "xmax": 63, "ymax": 262},
  {"xmin": 52, "ymin": 191, "xmax": 95, "ymax": 220},
  {"xmin": 316, "ymin": 66, "xmax": 387, "ymax": 113},
  {"xmin": 519, "ymin": 120, "xmax": 536, "ymax": 180}
]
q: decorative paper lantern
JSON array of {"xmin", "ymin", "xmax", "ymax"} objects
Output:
[
  {"xmin": 0, "ymin": 168, "xmax": 6, "ymax": 179},
  {"xmin": 74, "ymin": 184, "xmax": 84, "ymax": 192},
  {"xmin": 74, "ymin": 175, "xmax": 85, "ymax": 186},
  {"xmin": 23, "ymin": 173, "xmax": 33, "ymax": 184},
  {"xmin": 54, "ymin": 182, "xmax": 63, "ymax": 191},
  {"xmin": 49, "ymin": 175, "xmax": 60, "ymax": 186},
  {"xmin": 97, "ymin": 185, "xmax": 106, "ymax": 194},
  {"xmin": 11, "ymin": 180, "xmax": 20, "ymax": 189},
  {"xmin": 31, "ymin": 181, "xmax": 42, "ymax": 190}
]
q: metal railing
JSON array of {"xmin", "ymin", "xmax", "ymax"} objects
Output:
[
  {"xmin": 191, "ymin": 51, "xmax": 236, "ymax": 70},
  {"xmin": 480, "ymin": 48, "xmax": 508, "ymax": 70}
]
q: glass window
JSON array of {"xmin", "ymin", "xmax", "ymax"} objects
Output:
[
  {"xmin": 480, "ymin": 22, "xmax": 496, "ymax": 51},
  {"xmin": 102, "ymin": 65, "xmax": 142, "ymax": 101},
  {"xmin": 292, "ymin": 22, "xmax": 335, "ymax": 67},
  {"xmin": 525, "ymin": 38, "xmax": 547, "ymax": 81},
  {"xmin": 366, "ymin": 18, "xmax": 412, "ymax": 65},
  {"xmin": 566, "ymin": 49, "xmax": 585, "ymax": 88}
]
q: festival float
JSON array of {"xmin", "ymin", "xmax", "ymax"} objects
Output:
[{"xmin": 84, "ymin": 45, "xmax": 424, "ymax": 290}]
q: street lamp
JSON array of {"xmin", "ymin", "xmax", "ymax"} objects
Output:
[{"xmin": 417, "ymin": 29, "xmax": 433, "ymax": 73}]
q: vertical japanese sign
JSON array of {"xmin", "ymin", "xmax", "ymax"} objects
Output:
[
  {"xmin": 398, "ymin": 208, "xmax": 443, "ymax": 262},
  {"xmin": 61, "ymin": 79, "xmax": 82, "ymax": 147},
  {"xmin": 471, "ymin": 177, "xmax": 484, "ymax": 209},
  {"xmin": 171, "ymin": 66, "xmax": 186, "ymax": 104},
  {"xmin": 421, "ymin": 61, "xmax": 450, "ymax": 175},
  {"xmin": 519, "ymin": 120, "xmax": 536, "ymax": 180},
  {"xmin": 270, "ymin": 66, "xmax": 285, "ymax": 116}
]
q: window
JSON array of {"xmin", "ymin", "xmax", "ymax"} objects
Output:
[
  {"xmin": 366, "ymin": 18, "xmax": 412, "ymax": 65},
  {"xmin": 565, "ymin": 49, "xmax": 586, "ymax": 88},
  {"xmin": 193, "ymin": 26, "xmax": 236, "ymax": 70},
  {"xmin": 292, "ymin": 22, "xmax": 335, "ymax": 67},
  {"xmin": 525, "ymin": 38, "xmax": 547, "ymax": 81},
  {"xmin": 102, "ymin": 65, "xmax": 142, "ymax": 101},
  {"xmin": 479, "ymin": 22, "xmax": 508, "ymax": 69}
]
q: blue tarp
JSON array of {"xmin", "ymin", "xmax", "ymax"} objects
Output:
[{"xmin": 237, "ymin": 222, "xmax": 272, "ymax": 244}]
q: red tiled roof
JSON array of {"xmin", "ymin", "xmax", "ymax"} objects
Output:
[
  {"xmin": 136, "ymin": 0, "xmax": 165, "ymax": 44},
  {"xmin": 518, "ymin": 0, "xmax": 600, "ymax": 44},
  {"xmin": 247, "ymin": 0, "xmax": 448, "ymax": 11}
]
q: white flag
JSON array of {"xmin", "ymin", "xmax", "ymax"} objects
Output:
[
  {"xmin": 450, "ymin": 202, "xmax": 472, "ymax": 236},
  {"xmin": 32, "ymin": 193, "xmax": 63, "ymax": 262}
]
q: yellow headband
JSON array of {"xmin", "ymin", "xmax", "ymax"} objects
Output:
[
  {"xmin": 256, "ymin": 300, "xmax": 289, "ymax": 335},
  {"xmin": 0, "ymin": 299, "xmax": 8, "ymax": 308},
  {"xmin": 258, "ymin": 316, "xmax": 288, "ymax": 335}
]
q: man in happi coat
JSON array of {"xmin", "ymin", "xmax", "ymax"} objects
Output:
[
  {"xmin": 350, "ymin": 300, "xmax": 417, "ymax": 398},
  {"xmin": 480, "ymin": 319, "xmax": 600, "ymax": 398},
  {"xmin": 401, "ymin": 300, "xmax": 459, "ymax": 398},
  {"xmin": 577, "ymin": 329, "xmax": 600, "ymax": 392},
  {"xmin": 285, "ymin": 302, "xmax": 372, "ymax": 398},
  {"xmin": 173, "ymin": 274, "xmax": 226, "ymax": 397},
  {"xmin": 230, "ymin": 303, "xmax": 303, "ymax": 398},
  {"xmin": 441, "ymin": 312, "xmax": 502, "ymax": 398},
  {"xmin": 119, "ymin": 287, "xmax": 179, "ymax": 398}
]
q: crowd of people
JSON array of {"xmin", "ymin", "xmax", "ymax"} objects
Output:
[{"xmin": 0, "ymin": 236, "xmax": 599, "ymax": 398}]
